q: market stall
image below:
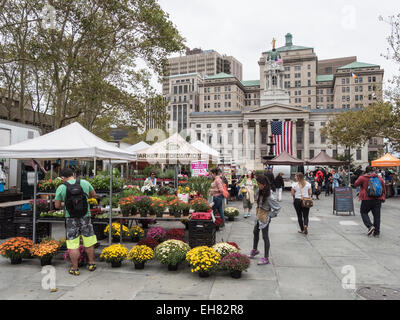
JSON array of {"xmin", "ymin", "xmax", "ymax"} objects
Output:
[
  {"xmin": 371, "ymin": 153, "xmax": 400, "ymax": 167},
  {"xmin": 137, "ymin": 133, "xmax": 210, "ymax": 188},
  {"xmin": 265, "ymin": 150, "xmax": 304, "ymax": 166},
  {"xmin": 0, "ymin": 122, "xmax": 136, "ymax": 244}
]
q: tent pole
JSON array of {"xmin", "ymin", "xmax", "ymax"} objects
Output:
[
  {"xmin": 50, "ymin": 164, "xmax": 54, "ymax": 211},
  {"xmin": 94, "ymin": 157, "xmax": 97, "ymax": 176},
  {"xmin": 108, "ymin": 159, "xmax": 113, "ymax": 245},
  {"xmin": 33, "ymin": 163, "xmax": 38, "ymax": 244}
]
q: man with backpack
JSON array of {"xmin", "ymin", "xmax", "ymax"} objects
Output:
[
  {"xmin": 55, "ymin": 168, "xmax": 97, "ymax": 275},
  {"xmin": 354, "ymin": 166, "xmax": 386, "ymax": 237}
]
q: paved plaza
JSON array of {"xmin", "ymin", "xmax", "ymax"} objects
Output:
[{"xmin": 1, "ymin": 191, "xmax": 400, "ymax": 300}]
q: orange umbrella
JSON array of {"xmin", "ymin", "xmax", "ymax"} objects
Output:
[{"xmin": 371, "ymin": 153, "xmax": 400, "ymax": 167}]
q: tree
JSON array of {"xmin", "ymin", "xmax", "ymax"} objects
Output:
[{"xmin": 0, "ymin": 0, "xmax": 185, "ymax": 132}]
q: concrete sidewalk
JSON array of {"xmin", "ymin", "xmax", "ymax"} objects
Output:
[{"xmin": 1, "ymin": 192, "xmax": 400, "ymax": 300}]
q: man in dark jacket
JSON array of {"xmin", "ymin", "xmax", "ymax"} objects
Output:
[
  {"xmin": 354, "ymin": 166, "xmax": 386, "ymax": 237},
  {"xmin": 274, "ymin": 173, "xmax": 284, "ymax": 202}
]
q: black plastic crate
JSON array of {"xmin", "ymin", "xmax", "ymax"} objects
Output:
[
  {"xmin": 188, "ymin": 220, "xmax": 216, "ymax": 248},
  {"xmin": 0, "ymin": 217, "xmax": 15, "ymax": 239},
  {"xmin": 14, "ymin": 222, "xmax": 51, "ymax": 243},
  {"xmin": 93, "ymin": 222, "xmax": 107, "ymax": 240},
  {"xmin": 0, "ymin": 207, "xmax": 15, "ymax": 220}
]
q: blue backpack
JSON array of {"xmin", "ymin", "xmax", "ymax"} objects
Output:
[{"xmin": 367, "ymin": 176, "xmax": 383, "ymax": 198}]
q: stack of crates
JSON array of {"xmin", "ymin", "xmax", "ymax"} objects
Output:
[
  {"xmin": 188, "ymin": 219, "xmax": 216, "ymax": 248},
  {"xmin": 0, "ymin": 206, "xmax": 15, "ymax": 239},
  {"xmin": 14, "ymin": 204, "xmax": 50, "ymax": 243}
]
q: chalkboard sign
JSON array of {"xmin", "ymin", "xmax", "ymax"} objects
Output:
[{"xmin": 333, "ymin": 187, "xmax": 355, "ymax": 216}]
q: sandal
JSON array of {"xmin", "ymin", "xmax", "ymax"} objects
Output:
[
  {"xmin": 87, "ymin": 264, "xmax": 97, "ymax": 272},
  {"xmin": 69, "ymin": 267, "xmax": 80, "ymax": 276}
]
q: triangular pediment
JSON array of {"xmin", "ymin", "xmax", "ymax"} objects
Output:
[{"xmin": 244, "ymin": 103, "xmax": 310, "ymax": 114}]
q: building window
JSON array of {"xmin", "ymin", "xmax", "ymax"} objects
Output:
[
  {"xmin": 310, "ymin": 131, "xmax": 314, "ymax": 144},
  {"xmin": 356, "ymin": 149, "xmax": 362, "ymax": 160},
  {"xmin": 310, "ymin": 150, "xmax": 314, "ymax": 159},
  {"xmin": 297, "ymin": 150, "xmax": 302, "ymax": 160},
  {"xmin": 321, "ymin": 134, "xmax": 326, "ymax": 144},
  {"xmin": 295, "ymin": 81, "xmax": 301, "ymax": 88}
]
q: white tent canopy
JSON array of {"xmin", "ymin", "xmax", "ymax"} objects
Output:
[
  {"xmin": 0, "ymin": 122, "xmax": 136, "ymax": 161},
  {"xmin": 125, "ymin": 141, "xmax": 150, "ymax": 153},
  {"xmin": 137, "ymin": 133, "xmax": 208, "ymax": 164},
  {"xmin": 191, "ymin": 140, "xmax": 219, "ymax": 162}
]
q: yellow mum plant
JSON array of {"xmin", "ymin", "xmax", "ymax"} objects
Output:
[
  {"xmin": 100, "ymin": 244, "xmax": 128, "ymax": 263},
  {"xmin": 127, "ymin": 245, "xmax": 154, "ymax": 264},
  {"xmin": 186, "ymin": 246, "xmax": 221, "ymax": 274},
  {"xmin": 104, "ymin": 223, "xmax": 130, "ymax": 239}
]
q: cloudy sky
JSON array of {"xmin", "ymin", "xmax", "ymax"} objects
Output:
[{"xmin": 157, "ymin": 0, "xmax": 399, "ymax": 90}]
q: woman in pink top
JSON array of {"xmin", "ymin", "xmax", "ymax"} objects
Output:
[{"xmin": 209, "ymin": 168, "xmax": 225, "ymax": 226}]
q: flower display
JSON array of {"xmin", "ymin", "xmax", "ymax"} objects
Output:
[
  {"xmin": 224, "ymin": 207, "xmax": 240, "ymax": 218},
  {"xmin": 30, "ymin": 199, "xmax": 48, "ymax": 212},
  {"xmin": 220, "ymin": 252, "xmax": 250, "ymax": 272},
  {"xmin": 155, "ymin": 239, "xmax": 191, "ymax": 267},
  {"xmin": 137, "ymin": 238, "xmax": 159, "ymax": 249},
  {"xmin": 100, "ymin": 244, "xmax": 129, "ymax": 263},
  {"xmin": 129, "ymin": 225, "xmax": 145, "ymax": 239},
  {"xmin": 186, "ymin": 246, "xmax": 221, "ymax": 274},
  {"xmin": 127, "ymin": 245, "xmax": 154, "ymax": 264},
  {"xmin": 214, "ymin": 217, "xmax": 223, "ymax": 228},
  {"xmin": 226, "ymin": 242, "xmax": 240, "ymax": 250},
  {"xmin": 104, "ymin": 222, "xmax": 130, "ymax": 239},
  {"xmin": 190, "ymin": 197, "xmax": 211, "ymax": 213},
  {"xmin": 118, "ymin": 196, "xmax": 136, "ymax": 215},
  {"xmin": 38, "ymin": 177, "xmax": 64, "ymax": 192},
  {"xmin": 212, "ymin": 242, "xmax": 240, "ymax": 258},
  {"xmin": 177, "ymin": 185, "xmax": 190, "ymax": 194},
  {"xmin": 31, "ymin": 239, "xmax": 60, "ymax": 260},
  {"xmin": 167, "ymin": 198, "xmax": 187, "ymax": 217},
  {"xmin": 88, "ymin": 198, "xmax": 98, "ymax": 206},
  {"xmin": 149, "ymin": 197, "xmax": 167, "ymax": 216},
  {"xmin": 146, "ymin": 227, "xmax": 167, "ymax": 242},
  {"xmin": 0, "ymin": 237, "xmax": 33, "ymax": 261},
  {"xmin": 166, "ymin": 228, "xmax": 185, "ymax": 241},
  {"xmin": 134, "ymin": 196, "xmax": 152, "ymax": 216}
]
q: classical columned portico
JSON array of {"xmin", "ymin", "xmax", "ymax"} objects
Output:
[{"xmin": 304, "ymin": 120, "xmax": 310, "ymax": 160}]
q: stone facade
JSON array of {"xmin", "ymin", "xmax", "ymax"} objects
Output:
[{"xmin": 165, "ymin": 34, "xmax": 384, "ymax": 170}]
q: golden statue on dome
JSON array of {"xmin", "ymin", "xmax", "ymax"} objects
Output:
[{"xmin": 272, "ymin": 38, "xmax": 276, "ymax": 50}]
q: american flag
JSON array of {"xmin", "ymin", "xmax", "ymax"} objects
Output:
[{"xmin": 271, "ymin": 121, "xmax": 293, "ymax": 155}]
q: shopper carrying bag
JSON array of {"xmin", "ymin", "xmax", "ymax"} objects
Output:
[
  {"xmin": 248, "ymin": 175, "xmax": 280, "ymax": 265},
  {"xmin": 291, "ymin": 172, "xmax": 312, "ymax": 235}
]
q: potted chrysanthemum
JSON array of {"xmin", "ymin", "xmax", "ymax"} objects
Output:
[
  {"xmin": 186, "ymin": 246, "xmax": 221, "ymax": 278},
  {"xmin": 220, "ymin": 252, "xmax": 250, "ymax": 279},
  {"xmin": 212, "ymin": 242, "xmax": 240, "ymax": 258},
  {"xmin": 129, "ymin": 225, "xmax": 145, "ymax": 242},
  {"xmin": 104, "ymin": 222, "xmax": 130, "ymax": 242},
  {"xmin": 224, "ymin": 207, "xmax": 240, "ymax": 221},
  {"xmin": 0, "ymin": 237, "xmax": 33, "ymax": 264},
  {"xmin": 31, "ymin": 239, "xmax": 60, "ymax": 266},
  {"xmin": 154, "ymin": 239, "xmax": 191, "ymax": 271},
  {"xmin": 100, "ymin": 244, "xmax": 129, "ymax": 268},
  {"xmin": 127, "ymin": 245, "xmax": 154, "ymax": 269}
]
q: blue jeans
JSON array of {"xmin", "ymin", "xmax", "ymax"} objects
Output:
[
  {"xmin": 212, "ymin": 195, "xmax": 225, "ymax": 224},
  {"xmin": 325, "ymin": 182, "xmax": 331, "ymax": 195}
]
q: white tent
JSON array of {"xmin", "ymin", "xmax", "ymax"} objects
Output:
[
  {"xmin": 0, "ymin": 122, "xmax": 135, "ymax": 245},
  {"xmin": 137, "ymin": 133, "xmax": 208, "ymax": 164},
  {"xmin": 191, "ymin": 140, "xmax": 219, "ymax": 162},
  {"xmin": 125, "ymin": 141, "xmax": 150, "ymax": 153},
  {"xmin": 0, "ymin": 122, "xmax": 136, "ymax": 160}
]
